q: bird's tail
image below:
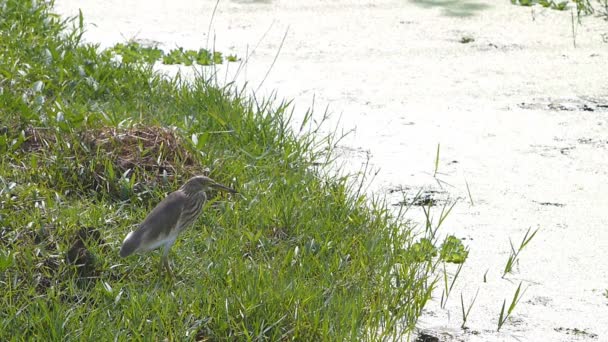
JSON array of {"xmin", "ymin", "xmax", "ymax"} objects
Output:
[{"xmin": 119, "ymin": 231, "xmax": 139, "ymax": 257}]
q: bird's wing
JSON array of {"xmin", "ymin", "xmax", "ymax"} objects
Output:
[{"xmin": 139, "ymin": 191, "xmax": 187, "ymax": 240}]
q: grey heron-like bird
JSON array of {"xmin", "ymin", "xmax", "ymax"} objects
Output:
[{"xmin": 119, "ymin": 175, "xmax": 236, "ymax": 276}]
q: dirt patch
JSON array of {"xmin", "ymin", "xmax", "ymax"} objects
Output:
[
  {"xmin": 534, "ymin": 201, "xmax": 565, "ymax": 207},
  {"xmin": 20, "ymin": 226, "xmax": 106, "ymax": 294},
  {"xmin": 416, "ymin": 332, "xmax": 440, "ymax": 342},
  {"xmin": 517, "ymin": 96, "xmax": 608, "ymax": 113},
  {"xmin": 577, "ymin": 137, "xmax": 608, "ymax": 148},
  {"xmin": 554, "ymin": 327, "xmax": 598, "ymax": 339},
  {"xmin": 65, "ymin": 226, "xmax": 105, "ymax": 278},
  {"xmin": 390, "ymin": 187, "xmax": 450, "ymax": 207}
]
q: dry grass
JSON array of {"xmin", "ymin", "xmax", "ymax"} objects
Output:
[
  {"xmin": 22, "ymin": 125, "xmax": 199, "ymax": 177},
  {"xmin": 12, "ymin": 125, "xmax": 204, "ymax": 201}
]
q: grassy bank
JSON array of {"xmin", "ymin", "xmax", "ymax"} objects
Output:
[{"xmin": 0, "ymin": 1, "xmax": 462, "ymax": 340}]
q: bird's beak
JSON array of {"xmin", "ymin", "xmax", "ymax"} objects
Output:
[{"xmin": 211, "ymin": 182, "xmax": 237, "ymax": 194}]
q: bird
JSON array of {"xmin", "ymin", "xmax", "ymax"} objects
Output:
[{"xmin": 119, "ymin": 175, "xmax": 237, "ymax": 276}]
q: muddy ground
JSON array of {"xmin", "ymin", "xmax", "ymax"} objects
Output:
[{"xmin": 55, "ymin": 1, "xmax": 608, "ymax": 340}]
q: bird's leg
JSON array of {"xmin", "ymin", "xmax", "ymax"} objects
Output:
[{"xmin": 161, "ymin": 244, "xmax": 174, "ymax": 278}]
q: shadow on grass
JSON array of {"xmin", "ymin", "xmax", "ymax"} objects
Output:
[{"xmin": 409, "ymin": 0, "xmax": 491, "ymax": 17}]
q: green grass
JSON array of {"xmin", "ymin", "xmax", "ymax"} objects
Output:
[
  {"xmin": 502, "ymin": 227, "xmax": 539, "ymax": 278},
  {"xmin": 497, "ymin": 282, "xmax": 527, "ymax": 332},
  {"xmin": 0, "ymin": 0, "xmax": 466, "ymax": 340},
  {"xmin": 460, "ymin": 288, "xmax": 479, "ymax": 329},
  {"xmin": 511, "ymin": 0, "xmax": 608, "ymax": 16}
]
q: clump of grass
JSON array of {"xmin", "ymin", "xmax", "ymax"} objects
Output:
[
  {"xmin": 573, "ymin": 0, "xmax": 595, "ymax": 15},
  {"xmin": 1, "ymin": 124, "xmax": 200, "ymax": 202},
  {"xmin": 440, "ymin": 262, "xmax": 463, "ymax": 309},
  {"xmin": 412, "ymin": 194, "xmax": 469, "ymax": 310},
  {"xmin": 497, "ymin": 282, "xmax": 527, "ymax": 331},
  {"xmin": 512, "ymin": 0, "xmax": 565, "ymax": 8},
  {"xmin": 502, "ymin": 227, "xmax": 538, "ymax": 278},
  {"xmin": 0, "ymin": 0, "xmax": 460, "ymax": 340},
  {"xmin": 511, "ymin": 0, "xmax": 607, "ymax": 15},
  {"xmin": 459, "ymin": 36, "xmax": 475, "ymax": 44},
  {"xmin": 460, "ymin": 288, "xmax": 479, "ymax": 329},
  {"xmin": 511, "ymin": 0, "xmax": 608, "ymax": 49}
]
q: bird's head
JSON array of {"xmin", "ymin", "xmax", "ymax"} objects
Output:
[{"xmin": 182, "ymin": 175, "xmax": 237, "ymax": 195}]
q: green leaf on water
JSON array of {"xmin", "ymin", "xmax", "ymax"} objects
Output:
[
  {"xmin": 410, "ymin": 238, "xmax": 438, "ymax": 262},
  {"xmin": 440, "ymin": 235, "xmax": 469, "ymax": 264}
]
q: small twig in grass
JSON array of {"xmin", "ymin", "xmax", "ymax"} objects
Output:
[
  {"xmin": 426, "ymin": 198, "xmax": 457, "ymax": 240},
  {"xmin": 423, "ymin": 199, "xmax": 457, "ymax": 241},
  {"xmin": 437, "ymin": 200, "xmax": 456, "ymax": 231},
  {"xmin": 464, "ymin": 176, "xmax": 474, "ymax": 206},
  {"xmin": 460, "ymin": 288, "xmax": 479, "ymax": 329},
  {"xmin": 206, "ymin": 0, "xmax": 221, "ymax": 49},
  {"xmin": 497, "ymin": 282, "xmax": 527, "ymax": 331},
  {"xmin": 503, "ymin": 227, "xmax": 539, "ymax": 278},
  {"xmin": 433, "ymin": 143, "xmax": 440, "ymax": 177},
  {"xmin": 440, "ymin": 262, "xmax": 464, "ymax": 309},
  {"xmin": 256, "ymin": 26, "xmax": 290, "ymax": 92},
  {"xmin": 355, "ymin": 155, "xmax": 371, "ymax": 200},
  {"xmin": 571, "ymin": 9, "xmax": 577, "ymax": 48},
  {"xmin": 232, "ymin": 20, "xmax": 277, "ymax": 82},
  {"xmin": 433, "ymin": 175, "xmax": 454, "ymax": 191}
]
